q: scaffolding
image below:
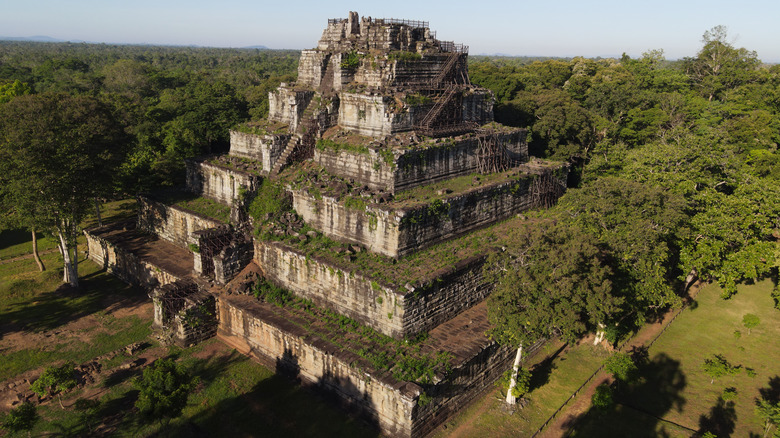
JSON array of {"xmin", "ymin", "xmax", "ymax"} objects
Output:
[
  {"xmin": 156, "ymin": 280, "xmax": 200, "ymax": 326},
  {"xmin": 530, "ymin": 172, "xmax": 566, "ymax": 208},
  {"xmin": 476, "ymin": 130, "xmax": 512, "ymax": 174},
  {"xmin": 196, "ymin": 226, "xmax": 233, "ymax": 278}
]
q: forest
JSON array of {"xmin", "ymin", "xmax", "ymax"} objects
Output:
[{"xmin": 0, "ymin": 24, "xmax": 779, "ymax": 436}]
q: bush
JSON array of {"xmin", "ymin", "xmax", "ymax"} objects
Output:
[
  {"xmin": 496, "ymin": 367, "xmax": 532, "ymax": 399},
  {"xmin": 134, "ymin": 358, "xmax": 198, "ymax": 423},
  {"xmin": 248, "ymin": 179, "xmax": 291, "ymax": 223},
  {"xmin": 1, "ymin": 402, "xmax": 38, "ymax": 436},
  {"xmin": 592, "ymin": 384, "xmax": 614, "ymax": 411},
  {"xmin": 604, "ymin": 352, "xmax": 638, "ymax": 383},
  {"xmin": 30, "ymin": 362, "xmax": 77, "ymax": 409}
]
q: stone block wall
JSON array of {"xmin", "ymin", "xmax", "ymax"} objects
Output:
[
  {"xmin": 153, "ymin": 283, "xmax": 217, "ymax": 347},
  {"xmin": 338, "ymin": 93, "xmax": 410, "ymax": 137},
  {"xmin": 86, "ymin": 231, "xmax": 182, "ymax": 289},
  {"xmin": 254, "ymin": 241, "xmax": 492, "ymax": 339},
  {"xmin": 214, "ymin": 236, "xmax": 254, "ymax": 285},
  {"xmin": 291, "ymin": 174, "xmax": 540, "ymax": 258},
  {"xmin": 255, "ymin": 240, "xmax": 405, "ymax": 337},
  {"xmin": 393, "ymin": 131, "xmax": 527, "ymax": 192},
  {"xmin": 228, "ymin": 130, "xmax": 290, "ymax": 170},
  {"xmin": 185, "ymin": 159, "xmax": 262, "ymax": 206},
  {"xmin": 314, "ymin": 146, "xmax": 396, "ymax": 193},
  {"xmin": 313, "ymin": 129, "xmax": 529, "ymax": 194},
  {"xmin": 137, "ymin": 197, "xmax": 224, "ymax": 249},
  {"xmin": 218, "ymin": 295, "xmax": 419, "ymax": 437},
  {"xmin": 218, "ymin": 293, "xmax": 518, "ymax": 438},
  {"xmin": 268, "ymin": 86, "xmax": 315, "ymax": 131}
]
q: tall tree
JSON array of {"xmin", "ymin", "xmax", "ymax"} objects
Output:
[
  {"xmin": 487, "ymin": 221, "xmax": 619, "ymax": 403},
  {"xmin": 0, "ymin": 93, "xmax": 127, "ymax": 287}
]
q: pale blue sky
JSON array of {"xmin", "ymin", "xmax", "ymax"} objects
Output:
[{"xmin": 3, "ymin": 0, "xmax": 779, "ymax": 61}]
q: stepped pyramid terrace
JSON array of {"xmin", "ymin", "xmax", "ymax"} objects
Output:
[{"xmin": 84, "ymin": 12, "xmax": 568, "ymax": 437}]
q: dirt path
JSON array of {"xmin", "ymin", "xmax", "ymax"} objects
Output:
[{"xmin": 0, "ymin": 248, "xmax": 60, "ymax": 265}]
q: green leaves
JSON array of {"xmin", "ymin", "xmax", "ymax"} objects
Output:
[
  {"xmin": 487, "ymin": 220, "xmax": 617, "ymax": 348},
  {"xmin": 30, "ymin": 362, "xmax": 77, "ymax": 398},
  {"xmin": 134, "ymin": 358, "xmax": 198, "ymax": 423}
]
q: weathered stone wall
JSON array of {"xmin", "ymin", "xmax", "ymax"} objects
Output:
[
  {"xmin": 228, "ymin": 130, "xmax": 290, "ymax": 170},
  {"xmin": 255, "ymin": 240, "xmax": 405, "ymax": 337},
  {"xmin": 394, "ymin": 131, "xmax": 528, "ymax": 192},
  {"xmin": 218, "ymin": 295, "xmax": 419, "ymax": 437},
  {"xmin": 153, "ymin": 283, "xmax": 217, "ymax": 347},
  {"xmin": 338, "ymin": 93, "xmax": 410, "ymax": 137},
  {"xmin": 218, "ymin": 293, "xmax": 518, "ymax": 438},
  {"xmin": 314, "ymin": 146, "xmax": 396, "ymax": 193},
  {"xmin": 268, "ymin": 86, "xmax": 314, "ymax": 131},
  {"xmin": 137, "ymin": 197, "xmax": 224, "ymax": 249},
  {"xmin": 214, "ymin": 237, "xmax": 254, "ymax": 285},
  {"xmin": 412, "ymin": 342, "xmax": 515, "ymax": 437},
  {"xmin": 291, "ymin": 173, "xmax": 540, "ymax": 258},
  {"xmin": 86, "ymin": 231, "xmax": 181, "ymax": 289},
  {"xmin": 297, "ymin": 50, "xmax": 328, "ymax": 89},
  {"xmin": 462, "ymin": 89, "xmax": 494, "ymax": 125},
  {"xmin": 185, "ymin": 159, "xmax": 262, "ymax": 206},
  {"xmin": 313, "ymin": 129, "xmax": 528, "ymax": 194},
  {"xmin": 254, "ymin": 241, "xmax": 492, "ymax": 338}
]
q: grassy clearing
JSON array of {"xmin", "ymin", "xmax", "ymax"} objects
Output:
[
  {"xmin": 568, "ymin": 280, "xmax": 780, "ymax": 437},
  {"xmin": 0, "ymin": 257, "xmax": 153, "ymax": 381},
  {"xmin": 431, "ymin": 341, "xmax": 609, "ymax": 437},
  {"xmin": 19, "ymin": 339, "xmax": 379, "ymax": 437}
]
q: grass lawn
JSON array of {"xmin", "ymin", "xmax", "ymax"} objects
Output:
[
  {"xmin": 567, "ymin": 279, "xmax": 780, "ymax": 437},
  {"xmin": 431, "ymin": 340, "xmax": 610, "ymax": 437}
]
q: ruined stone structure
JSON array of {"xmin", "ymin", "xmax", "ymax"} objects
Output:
[{"xmin": 84, "ymin": 12, "xmax": 568, "ymax": 437}]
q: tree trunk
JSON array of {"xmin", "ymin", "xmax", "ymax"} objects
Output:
[
  {"xmin": 683, "ymin": 268, "xmax": 697, "ymax": 293},
  {"xmin": 594, "ymin": 322, "xmax": 606, "ymax": 345},
  {"xmin": 94, "ymin": 197, "xmax": 102, "ymax": 227},
  {"xmin": 506, "ymin": 343, "xmax": 523, "ymax": 405},
  {"xmin": 31, "ymin": 228, "xmax": 45, "ymax": 272},
  {"xmin": 57, "ymin": 227, "xmax": 79, "ymax": 288}
]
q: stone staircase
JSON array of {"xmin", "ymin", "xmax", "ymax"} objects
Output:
[
  {"xmin": 269, "ymin": 134, "xmax": 300, "ymax": 176},
  {"xmin": 270, "ymin": 99, "xmax": 320, "ymax": 176}
]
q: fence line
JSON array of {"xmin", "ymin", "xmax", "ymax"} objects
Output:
[{"xmin": 529, "ymin": 283, "xmax": 700, "ymax": 437}]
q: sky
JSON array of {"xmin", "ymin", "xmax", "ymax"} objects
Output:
[{"xmin": 3, "ymin": 0, "xmax": 780, "ymax": 62}]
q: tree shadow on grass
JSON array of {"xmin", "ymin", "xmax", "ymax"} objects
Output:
[
  {"xmin": 698, "ymin": 396, "xmax": 737, "ymax": 437},
  {"xmin": 529, "ymin": 343, "xmax": 565, "ymax": 391},
  {"xmin": 759, "ymin": 375, "xmax": 780, "ymax": 404},
  {"xmin": 156, "ymin": 348, "xmax": 381, "ymax": 438},
  {"xmin": 0, "ymin": 265, "xmax": 148, "ymax": 335},
  {"xmin": 561, "ymin": 353, "xmax": 687, "ymax": 437}
]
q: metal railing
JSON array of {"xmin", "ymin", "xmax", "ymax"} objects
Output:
[
  {"xmin": 328, "ymin": 17, "xmax": 429, "ymax": 28},
  {"xmin": 439, "ymin": 41, "xmax": 469, "ymax": 54}
]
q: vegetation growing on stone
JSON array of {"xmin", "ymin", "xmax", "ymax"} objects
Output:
[{"xmin": 250, "ymin": 278, "xmax": 452, "ymax": 385}]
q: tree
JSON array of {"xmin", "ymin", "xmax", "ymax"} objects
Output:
[
  {"xmin": 743, "ymin": 313, "xmax": 760, "ymax": 335},
  {"xmin": 756, "ymin": 398, "xmax": 780, "ymax": 438},
  {"xmin": 487, "ymin": 221, "xmax": 620, "ymax": 404},
  {"xmin": 134, "ymin": 358, "xmax": 198, "ymax": 424},
  {"xmin": 556, "ymin": 177, "xmax": 687, "ymax": 331},
  {"xmin": 591, "ymin": 383, "xmax": 614, "ymax": 412},
  {"xmin": 0, "ymin": 93, "xmax": 127, "ymax": 287},
  {"xmin": 1, "ymin": 402, "xmax": 39, "ymax": 437},
  {"xmin": 30, "ymin": 362, "xmax": 77, "ymax": 409},
  {"xmin": 684, "ymin": 26, "xmax": 761, "ymax": 101},
  {"xmin": 701, "ymin": 354, "xmax": 740, "ymax": 385},
  {"xmin": 604, "ymin": 352, "xmax": 638, "ymax": 383}
]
